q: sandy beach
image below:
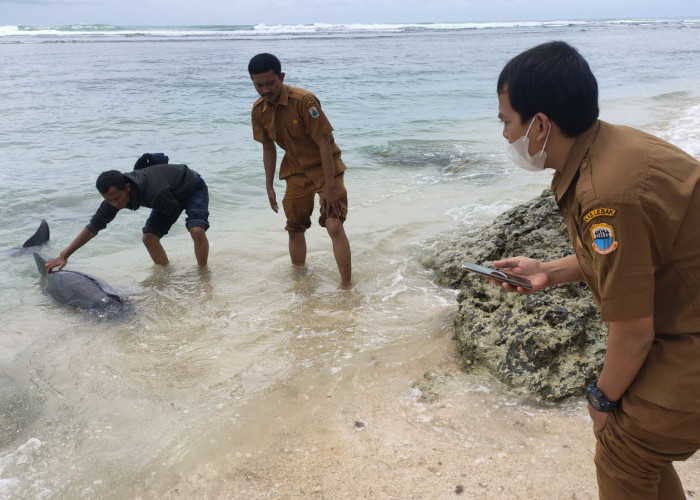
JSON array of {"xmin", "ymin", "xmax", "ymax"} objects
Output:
[{"xmin": 162, "ymin": 322, "xmax": 700, "ymax": 499}]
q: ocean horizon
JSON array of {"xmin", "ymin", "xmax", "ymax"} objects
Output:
[{"xmin": 2, "ymin": 17, "xmax": 700, "ymax": 38}]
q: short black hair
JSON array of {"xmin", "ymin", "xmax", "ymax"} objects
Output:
[
  {"xmin": 248, "ymin": 53, "xmax": 282, "ymax": 76},
  {"xmin": 497, "ymin": 41, "xmax": 599, "ymax": 137},
  {"xmin": 96, "ymin": 170, "xmax": 129, "ymax": 194}
]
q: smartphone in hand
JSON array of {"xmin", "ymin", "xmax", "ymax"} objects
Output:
[{"xmin": 461, "ymin": 261, "xmax": 532, "ymax": 290}]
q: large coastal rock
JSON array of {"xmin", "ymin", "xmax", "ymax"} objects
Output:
[{"xmin": 423, "ymin": 190, "xmax": 607, "ymax": 402}]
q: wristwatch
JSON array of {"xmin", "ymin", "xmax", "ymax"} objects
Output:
[{"xmin": 585, "ymin": 384, "xmax": 621, "ymax": 412}]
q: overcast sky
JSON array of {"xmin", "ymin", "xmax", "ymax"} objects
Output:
[{"xmin": 1, "ymin": 0, "xmax": 699, "ymax": 26}]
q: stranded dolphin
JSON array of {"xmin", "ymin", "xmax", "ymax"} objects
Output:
[
  {"xmin": 2, "ymin": 220, "xmax": 50, "ymax": 256},
  {"xmin": 33, "ymin": 252, "xmax": 129, "ymax": 317}
]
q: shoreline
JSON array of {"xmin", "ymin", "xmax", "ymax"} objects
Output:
[
  {"xmin": 163, "ymin": 328, "xmax": 700, "ymax": 499},
  {"xmin": 160, "ymin": 189, "xmax": 700, "ymax": 499},
  {"xmin": 161, "ymin": 320, "xmax": 594, "ymax": 499}
]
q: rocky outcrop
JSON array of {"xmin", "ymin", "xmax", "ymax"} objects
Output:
[{"xmin": 422, "ymin": 190, "xmax": 607, "ymax": 402}]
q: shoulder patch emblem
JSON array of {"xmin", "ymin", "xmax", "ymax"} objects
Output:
[
  {"xmin": 308, "ymin": 106, "xmax": 320, "ymax": 118},
  {"xmin": 583, "ymin": 207, "xmax": 616, "ymax": 223},
  {"xmin": 591, "ymin": 223, "xmax": 619, "ymax": 255}
]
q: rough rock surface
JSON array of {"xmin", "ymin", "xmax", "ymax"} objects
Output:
[{"xmin": 422, "ymin": 189, "xmax": 607, "ymax": 402}]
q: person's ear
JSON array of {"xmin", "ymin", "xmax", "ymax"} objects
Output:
[{"xmin": 533, "ymin": 112, "xmax": 551, "ymax": 142}]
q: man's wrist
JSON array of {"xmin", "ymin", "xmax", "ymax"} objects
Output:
[{"xmin": 585, "ymin": 383, "xmax": 621, "ymax": 412}]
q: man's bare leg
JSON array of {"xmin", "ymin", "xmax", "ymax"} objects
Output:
[
  {"xmin": 288, "ymin": 230, "xmax": 307, "ymax": 267},
  {"xmin": 189, "ymin": 226, "xmax": 209, "ymax": 267},
  {"xmin": 142, "ymin": 233, "xmax": 169, "ymax": 266},
  {"xmin": 325, "ymin": 218, "xmax": 351, "ymax": 287}
]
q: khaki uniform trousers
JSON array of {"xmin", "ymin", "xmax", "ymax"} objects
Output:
[{"xmin": 595, "ymin": 393, "xmax": 700, "ymax": 499}]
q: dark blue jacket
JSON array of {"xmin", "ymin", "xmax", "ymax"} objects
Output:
[{"xmin": 86, "ymin": 164, "xmax": 199, "ymax": 234}]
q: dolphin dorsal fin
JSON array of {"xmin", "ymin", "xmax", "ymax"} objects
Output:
[
  {"xmin": 33, "ymin": 252, "xmax": 47, "ymax": 277},
  {"xmin": 23, "ymin": 220, "xmax": 50, "ymax": 248}
]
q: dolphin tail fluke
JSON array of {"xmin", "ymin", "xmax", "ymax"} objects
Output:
[
  {"xmin": 33, "ymin": 252, "xmax": 47, "ymax": 277},
  {"xmin": 23, "ymin": 220, "xmax": 50, "ymax": 248}
]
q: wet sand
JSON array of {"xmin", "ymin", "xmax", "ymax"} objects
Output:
[{"xmin": 162, "ymin": 326, "xmax": 700, "ymax": 499}]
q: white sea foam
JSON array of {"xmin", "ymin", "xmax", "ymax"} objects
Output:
[
  {"xmin": 2, "ymin": 18, "xmax": 699, "ymax": 40},
  {"xmin": 0, "ymin": 439, "xmax": 43, "ymax": 499},
  {"xmin": 656, "ymin": 103, "xmax": 700, "ymax": 159}
]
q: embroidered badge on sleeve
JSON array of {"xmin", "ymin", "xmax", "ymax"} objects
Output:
[
  {"xmin": 591, "ymin": 223, "xmax": 619, "ymax": 255},
  {"xmin": 583, "ymin": 207, "xmax": 616, "ymax": 223},
  {"xmin": 308, "ymin": 106, "xmax": 320, "ymax": 118}
]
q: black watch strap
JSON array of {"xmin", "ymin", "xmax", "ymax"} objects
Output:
[{"xmin": 585, "ymin": 384, "xmax": 621, "ymax": 412}]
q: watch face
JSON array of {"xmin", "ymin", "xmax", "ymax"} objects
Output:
[
  {"xmin": 586, "ymin": 384, "xmax": 618, "ymax": 412},
  {"xmin": 587, "ymin": 390, "xmax": 601, "ymax": 407},
  {"xmin": 586, "ymin": 388, "xmax": 601, "ymax": 409}
]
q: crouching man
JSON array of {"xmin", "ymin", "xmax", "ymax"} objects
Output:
[{"xmin": 45, "ymin": 162, "xmax": 210, "ymax": 272}]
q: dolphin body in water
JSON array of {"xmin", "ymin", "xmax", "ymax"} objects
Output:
[
  {"xmin": 1, "ymin": 220, "xmax": 50, "ymax": 256},
  {"xmin": 33, "ymin": 253, "xmax": 130, "ymax": 317}
]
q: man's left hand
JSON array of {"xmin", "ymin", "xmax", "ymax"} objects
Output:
[
  {"xmin": 587, "ymin": 404, "xmax": 609, "ymax": 435},
  {"xmin": 321, "ymin": 185, "xmax": 342, "ymax": 217}
]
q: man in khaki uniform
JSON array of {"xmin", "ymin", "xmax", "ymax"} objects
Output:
[
  {"xmin": 248, "ymin": 53, "xmax": 351, "ymax": 287},
  {"xmin": 492, "ymin": 41, "xmax": 700, "ymax": 499}
]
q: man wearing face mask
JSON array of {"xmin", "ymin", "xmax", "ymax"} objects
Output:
[{"xmin": 494, "ymin": 41, "xmax": 700, "ymax": 499}]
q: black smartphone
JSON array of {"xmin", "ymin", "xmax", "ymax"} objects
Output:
[{"xmin": 461, "ymin": 261, "xmax": 532, "ymax": 289}]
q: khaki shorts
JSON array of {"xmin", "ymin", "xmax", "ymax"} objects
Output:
[{"xmin": 282, "ymin": 173, "xmax": 348, "ymax": 232}]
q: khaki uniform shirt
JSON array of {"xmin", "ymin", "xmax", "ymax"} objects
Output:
[
  {"xmin": 552, "ymin": 120, "xmax": 700, "ymax": 410},
  {"xmin": 251, "ymin": 85, "xmax": 345, "ymax": 188}
]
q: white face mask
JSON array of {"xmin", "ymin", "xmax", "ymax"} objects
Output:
[{"xmin": 506, "ymin": 117, "xmax": 551, "ymax": 171}]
